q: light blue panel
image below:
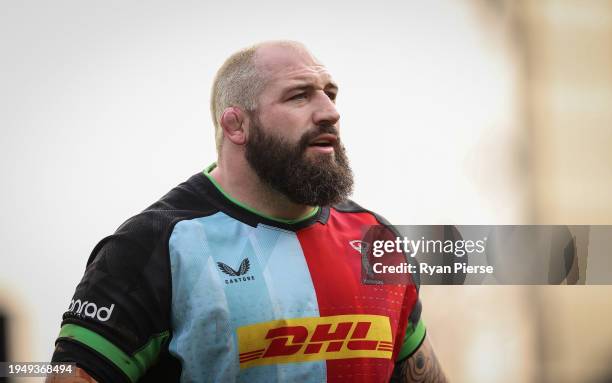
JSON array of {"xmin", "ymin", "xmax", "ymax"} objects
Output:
[
  {"xmin": 168, "ymin": 213, "xmax": 326, "ymax": 383},
  {"xmin": 237, "ymin": 224, "xmax": 325, "ymax": 383},
  {"xmin": 168, "ymin": 212, "xmax": 238, "ymax": 382}
]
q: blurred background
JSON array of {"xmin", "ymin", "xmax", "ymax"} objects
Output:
[{"xmin": 1, "ymin": 0, "xmax": 611, "ymax": 382}]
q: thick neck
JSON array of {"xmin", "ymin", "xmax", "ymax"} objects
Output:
[{"xmin": 205, "ymin": 162, "xmax": 318, "ymax": 224}]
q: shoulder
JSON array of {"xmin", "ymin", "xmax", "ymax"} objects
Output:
[{"xmin": 331, "ymin": 199, "xmax": 393, "ymax": 226}]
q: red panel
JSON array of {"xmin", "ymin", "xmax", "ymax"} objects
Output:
[{"xmin": 297, "ymin": 209, "xmax": 418, "ymax": 382}]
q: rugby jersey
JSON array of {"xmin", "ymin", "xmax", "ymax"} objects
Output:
[{"xmin": 52, "ymin": 165, "xmax": 425, "ymax": 382}]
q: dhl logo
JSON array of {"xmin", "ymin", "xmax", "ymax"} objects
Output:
[{"xmin": 237, "ymin": 314, "xmax": 394, "ymax": 368}]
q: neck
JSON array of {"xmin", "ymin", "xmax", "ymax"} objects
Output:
[{"xmin": 209, "ymin": 157, "xmax": 316, "ymax": 222}]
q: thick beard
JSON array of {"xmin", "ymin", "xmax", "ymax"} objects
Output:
[{"xmin": 244, "ymin": 115, "xmax": 354, "ymax": 207}]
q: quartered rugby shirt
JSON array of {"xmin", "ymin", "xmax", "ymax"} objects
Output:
[{"xmin": 52, "ymin": 167, "xmax": 425, "ymax": 383}]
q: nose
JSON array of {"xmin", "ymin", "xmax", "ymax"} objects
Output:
[{"xmin": 312, "ymin": 91, "xmax": 340, "ymax": 128}]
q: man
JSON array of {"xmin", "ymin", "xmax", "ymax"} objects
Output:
[{"xmin": 49, "ymin": 41, "xmax": 447, "ymax": 382}]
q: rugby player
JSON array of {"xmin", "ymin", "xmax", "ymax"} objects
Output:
[{"xmin": 48, "ymin": 41, "xmax": 447, "ymax": 382}]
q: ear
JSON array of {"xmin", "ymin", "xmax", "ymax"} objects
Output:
[{"xmin": 220, "ymin": 107, "xmax": 247, "ymax": 146}]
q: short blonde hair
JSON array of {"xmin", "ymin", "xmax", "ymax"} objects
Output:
[
  {"xmin": 210, "ymin": 44, "xmax": 265, "ymax": 152},
  {"xmin": 210, "ymin": 41, "xmax": 309, "ymax": 152}
]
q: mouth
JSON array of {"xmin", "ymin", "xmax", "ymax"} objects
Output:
[{"xmin": 308, "ymin": 134, "xmax": 338, "ymax": 152}]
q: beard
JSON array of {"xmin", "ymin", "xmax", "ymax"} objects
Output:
[{"xmin": 244, "ymin": 114, "xmax": 354, "ymax": 207}]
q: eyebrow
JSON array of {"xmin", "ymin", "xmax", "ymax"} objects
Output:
[{"xmin": 282, "ymin": 81, "xmax": 339, "ymax": 95}]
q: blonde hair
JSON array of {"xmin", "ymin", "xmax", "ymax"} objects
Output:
[
  {"xmin": 210, "ymin": 44, "xmax": 265, "ymax": 152},
  {"xmin": 210, "ymin": 41, "xmax": 309, "ymax": 152}
]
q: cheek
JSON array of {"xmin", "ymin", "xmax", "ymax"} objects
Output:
[{"xmin": 260, "ymin": 108, "xmax": 310, "ymax": 141}]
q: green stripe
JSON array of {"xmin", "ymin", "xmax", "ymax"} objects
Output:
[
  {"xmin": 203, "ymin": 163, "xmax": 320, "ymax": 224},
  {"xmin": 397, "ymin": 319, "xmax": 426, "ymax": 361},
  {"xmin": 58, "ymin": 324, "xmax": 169, "ymax": 382}
]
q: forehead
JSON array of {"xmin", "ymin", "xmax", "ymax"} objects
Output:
[{"xmin": 255, "ymin": 44, "xmax": 336, "ymax": 90}]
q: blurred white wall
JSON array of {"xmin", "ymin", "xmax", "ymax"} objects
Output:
[{"xmin": 0, "ymin": 1, "xmax": 523, "ymax": 382}]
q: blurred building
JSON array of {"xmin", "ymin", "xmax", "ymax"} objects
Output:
[{"xmin": 423, "ymin": 1, "xmax": 612, "ymax": 383}]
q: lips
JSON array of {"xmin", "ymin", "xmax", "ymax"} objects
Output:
[{"xmin": 308, "ymin": 133, "xmax": 338, "ymax": 148}]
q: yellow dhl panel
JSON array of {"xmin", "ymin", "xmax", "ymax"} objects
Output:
[{"xmin": 237, "ymin": 314, "xmax": 394, "ymax": 368}]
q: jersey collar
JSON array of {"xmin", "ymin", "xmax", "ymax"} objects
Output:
[{"xmin": 201, "ymin": 163, "xmax": 328, "ymax": 229}]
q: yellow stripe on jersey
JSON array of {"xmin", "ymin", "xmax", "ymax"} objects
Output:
[{"xmin": 237, "ymin": 314, "xmax": 394, "ymax": 368}]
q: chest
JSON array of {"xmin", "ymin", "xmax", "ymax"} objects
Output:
[{"xmin": 167, "ymin": 213, "xmax": 410, "ymax": 381}]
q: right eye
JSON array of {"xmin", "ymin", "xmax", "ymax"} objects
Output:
[{"xmin": 289, "ymin": 92, "xmax": 307, "ymax": 101}]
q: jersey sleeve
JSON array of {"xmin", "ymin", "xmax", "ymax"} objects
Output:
[
  {"xmin": 362, "ymin": 209, "xmax": 427, "ymax": 362},
  {"xmin": 396, "ymin": 299, "xmax": 426, "ymax": 361},
  {"xmin": 51, "ymin": 211, "xmax": 174, "ymax": 383}
]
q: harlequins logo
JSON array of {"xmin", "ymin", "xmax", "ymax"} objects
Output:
[
  {"xmin": 349, "ymin": 240, "xmax": 383, "ymax": 285},
  {"xmin": 349, "ymin": 240, "xmax": 369, "ymax": 255},
  {"xmin": 217, "ymin": 258, "xmax": 255, "ymax": 284}
]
